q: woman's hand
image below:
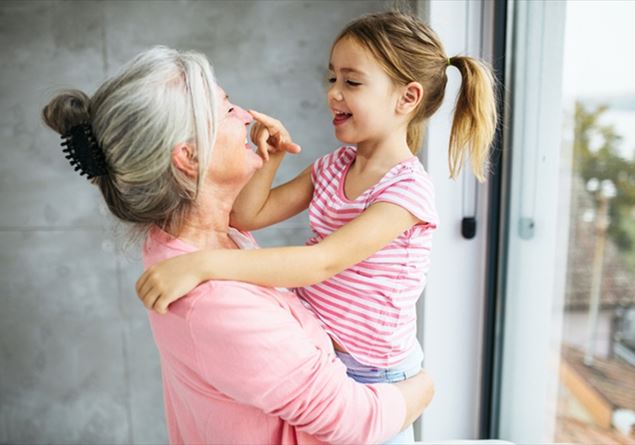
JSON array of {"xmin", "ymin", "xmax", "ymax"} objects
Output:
[
  {"xmin": 135, "ymin": 252, "xmax": 205, "ymax": 314},
  {"xmin": 394, "ymin": 369, "xmax": 435, "ymax": 429},
  {"xmin": 249, "ymin": 109, "xmax": 301, "ymax": 161}
]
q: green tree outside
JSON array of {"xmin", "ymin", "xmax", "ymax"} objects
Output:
[{"xmin": 573, "ymin": 101, "xmax": 635, "ymax": 270}]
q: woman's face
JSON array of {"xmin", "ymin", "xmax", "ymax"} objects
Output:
[{"xmin": 207, "ymin": 86, "xmax": 263, "ymax": 185}]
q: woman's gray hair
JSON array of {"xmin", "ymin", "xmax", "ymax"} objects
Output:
[{"xmin": 42, "ymin": 46, "xmax": 219, "ymax": 236}]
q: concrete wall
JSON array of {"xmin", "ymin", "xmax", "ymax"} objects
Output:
[{"xmin": 0, "ymin": 1, "xmax": 396, "ymax": 442}]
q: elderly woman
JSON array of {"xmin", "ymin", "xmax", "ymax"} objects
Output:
[{"xmin": 42, "ymin": 46, "xmax": 434, "ymax": 444}]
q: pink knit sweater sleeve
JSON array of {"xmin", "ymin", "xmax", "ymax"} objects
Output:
[{"xmin": 187, "ymin": 282, "xmax": 406, "ymax": 444}]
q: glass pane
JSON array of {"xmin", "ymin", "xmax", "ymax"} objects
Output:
[{"xmin": 557, "ymin": 1, "xmax": 635, "ymax": 443}]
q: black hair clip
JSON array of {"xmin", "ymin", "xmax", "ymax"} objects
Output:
[{"xmin": 60, "ymin": 122, "xmax": 108, "ymax": 179}]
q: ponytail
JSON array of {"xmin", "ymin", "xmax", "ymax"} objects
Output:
[
  {"xmin": 407, "ymin": 121, "xmax": 423, "ymax": 154},
  {"xmin": 447, "ymin": 56, "xmax": 497, "ymax": 182}
]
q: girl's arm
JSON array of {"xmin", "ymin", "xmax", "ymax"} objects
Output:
[
  {"xmin": 231, "ymin": 161, "xmax": 313, "ymax": 231},
  {"xmin": 231, "ymin": 110, "xmax": 313, "ymax": 231},
  {"xmin": 137, "ymin": 202, "xmax": 419, "ymax": 313}
]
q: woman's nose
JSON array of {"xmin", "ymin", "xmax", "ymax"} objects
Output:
[{"xmin": 234, "ymin": 106, "xmax": 253, "ymax": 125}]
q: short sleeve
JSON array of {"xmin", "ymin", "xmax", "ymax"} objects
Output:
[
  {"xmin": 370, "ymin": 167, "xmax": 439, "ymax": 228},
  {"xmin": 310, "ymin": 146, "xmax": 351, "ymax": 185},
  {"xmin": 310, "ymin": 151, "xmax": 327, "ymax": 185}
]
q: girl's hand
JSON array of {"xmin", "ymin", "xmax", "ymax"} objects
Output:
[
  {"xmin": 249, "ymin": 109, "xmax": 301, "ymax": 161},
  {"xmin": 135, "ymin": 252, "xmax": 205, "ymax": 314}
]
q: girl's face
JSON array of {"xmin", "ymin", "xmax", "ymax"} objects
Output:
[
  {"xmin": 327, "ymin": 37, "xmax": 402, "ymax": 146},
  {"xmin": 208, "ymin": 86, "xmax": 263, "ymax": 184}
]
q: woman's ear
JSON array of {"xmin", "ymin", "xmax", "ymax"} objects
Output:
[
  {"xmin": 396, "ymin": 81, "xmax": 424, "ymax": 115},
  {"xmin": 171, "ymin": 143, "xmax": 198, "ymax": 178}
]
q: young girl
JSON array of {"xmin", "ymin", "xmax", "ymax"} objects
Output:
[{"xmin": 136, "ymin": 11, "xmax": 496, "ymax": 443}]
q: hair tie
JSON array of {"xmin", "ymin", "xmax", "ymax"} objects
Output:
[
  {"xmin": 447, "ymin": 57, "xmax": 452, "ymax": 67},
  {"xmin": 60, "ymin": 122, "xmax": 108, "ymax": 179}
]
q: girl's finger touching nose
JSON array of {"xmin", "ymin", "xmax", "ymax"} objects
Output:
[
  {"xmin": 248, "ymin": 110, "xmax": 281, "ymax": 134},
  {"xmin": 250, "ymin": 122, "xmax": 259, "ymax": 143},
  {"xmin": 255, "ymin": 126, "xmax": 270, "ymax": 161},
  {"xmin": 248, "ymin": 110, "xmax": 299, "ymax": 154},
  {"xmin": 248, "ymin": 109, "xmax": 270, "ymax": 122}
]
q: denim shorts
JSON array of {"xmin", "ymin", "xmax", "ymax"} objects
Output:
[
  {"xmin": 335, "ymin": 344, "xmax": 424, "ymax": 444},
  {"xmin": 335, "ymin": 342, "xmax": 424, "ymax": 384}
]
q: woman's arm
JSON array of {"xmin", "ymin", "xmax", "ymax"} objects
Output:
[
  {"xmin": 187, "ymin": 283, "xmax": 434, "ymax": 443},
  {"xmin": 137, "ymin": 201, "xmax": 419, "ymax": 313},
  {"xmin": 230, "ymin": 110, "xmax": 313, "ymax": 231},
  {"xmin": 395, "ymin": 370, "xmax": 435, "ymax": 430}
]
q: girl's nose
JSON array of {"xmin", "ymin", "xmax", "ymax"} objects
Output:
[
  {"xmin": 327, "ymin": 85, "xmax": 343, "ymax": 103},
  {"xmin": 234, "ymin": 105, "xmax": 253, "ymax": 125}
]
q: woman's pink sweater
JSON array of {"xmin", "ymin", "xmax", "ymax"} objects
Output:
[{"xmin": 142, "ymin": 227, "xmax": 406, "ymax": 444}]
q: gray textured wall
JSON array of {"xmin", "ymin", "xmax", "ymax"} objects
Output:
[{"xmin": 0, "ymin": 0, "xmax": 405, "ymax": 443}]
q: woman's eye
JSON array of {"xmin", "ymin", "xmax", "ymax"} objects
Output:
[
  {"xmin": 327, "ymin": 77, "xmax": 336, "ymax": 84},
  {"xmin": 346, "ymin": 80, "xmax": 361, "ymax": 87}
]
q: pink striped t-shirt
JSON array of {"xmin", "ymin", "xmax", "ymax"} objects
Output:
[{"xmin": 295, "ymin": 146, "xmax": 438, "ymax": 368}]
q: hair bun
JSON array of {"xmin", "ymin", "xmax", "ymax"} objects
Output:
[{"xmin": 42, "ymin": 89, "xmax": 91, "ymax": 135}]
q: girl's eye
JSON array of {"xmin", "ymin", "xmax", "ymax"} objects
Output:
[
  {"xmin": 346, "ymin": 80, "xmax": 361, "ymax": 87},
  {"xmin": 327, "ymin": 77, "xmax": 336, "ymax": 84}
]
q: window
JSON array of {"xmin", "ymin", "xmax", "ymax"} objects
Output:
[{"xmin": 497, "ymin": 1, "xmax": 635, "ymax": 443}]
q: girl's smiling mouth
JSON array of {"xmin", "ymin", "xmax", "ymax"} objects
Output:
[{"xmin": 333, "ymin": 110, "xmax": 352, "ymax": 126}]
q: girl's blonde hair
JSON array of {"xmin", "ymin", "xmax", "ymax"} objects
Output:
[
  {"xmin": 334, "ymin": 11, "xmax": 497, "ymax": 181},
  {"xmin": 42, "ymin": 46, "xmax": 219, "ymax": 235}
]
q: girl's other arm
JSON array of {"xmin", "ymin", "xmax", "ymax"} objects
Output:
[{"xmin": 137, "ymin": 202, "xmax": 420, "ymax": 313}]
